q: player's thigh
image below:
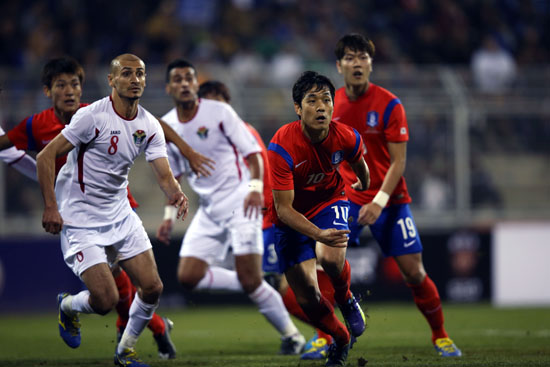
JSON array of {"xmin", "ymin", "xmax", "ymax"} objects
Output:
[
  {"xmin": 177, "ymin": 256, "xmax": 210, "ymax": 285},
  {"xmin": 120, "ymin": 249, "xmax": 162, "ymax": 297},
  {"xmin": 284, "ymin": 258, "xmax": 319, "ymax": 303},
  {"xmin": 80, "ymin": 261, "xmax": 118, "ymax": 305},
  {"xmin": 315, "ymin": 241, "xmax": 347, "ymax": 277},
  {"xmin": 180, "ymin": 208, "xmax": 228, "ymax": 264},
  {"xmin": 394, "ymin": 252, "xmax": 426, "ymax": 283},
  {"xmin": 370, "ymin": 203, "xmax": 423, "ymax": 257},
  {"xmin": 274, "ymin": 226, "xmax": 316, "ymax": 274}
]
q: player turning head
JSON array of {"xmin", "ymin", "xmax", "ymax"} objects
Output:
[
  {"xmin": 333, "ymin": 33, "xmax": 462, "ymax": 357},
  {"xmin": 268, "ymin": 71, "xmax": 370, "ymax": 367}
]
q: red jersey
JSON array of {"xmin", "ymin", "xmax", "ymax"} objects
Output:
[
  {"xmin": 6, "ymin": 104, "xmax": 139, "ymax": 208},
  {"xmin": 7, "ymin": 104, "xmax": 88, "ymax": 174},
  {"xmin": 268, "ymin": 120, "xmax": 363, "ymax": 225},
  {"xmin": 333, "ymin": 84, "xmax": 411, "ymax": 206},
  {"xmin": 245, "ymin": 123, "xmax": 273, "ymax": 229}
]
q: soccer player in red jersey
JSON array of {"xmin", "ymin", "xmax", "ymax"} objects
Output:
[
  {"xmin": 268, "ymin": 71, "xmax": 370, "ymax": 367},
  {"xmin": 0, "ymin": 57, "xmax": 209, "ymax": 360},
  {"xmin": 333, "ymin": 33, "xmax": 462, "ymax": 357}
]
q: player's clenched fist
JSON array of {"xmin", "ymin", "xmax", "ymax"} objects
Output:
[{"xmin": 42, "ymin": 206, "xmax": 63, "ymax": 234}]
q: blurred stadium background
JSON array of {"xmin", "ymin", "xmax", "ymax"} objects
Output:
[{"xmin": 0, "ymin": 0, "xmax": 549, "ymax": 315}]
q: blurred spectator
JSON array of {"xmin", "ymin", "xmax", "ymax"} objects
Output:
[{"xmin": 471, "ymin": 34, "xmax": 517, "ymax": 94}]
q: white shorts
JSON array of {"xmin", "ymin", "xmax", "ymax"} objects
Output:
[
  {"xmin": 61, "ymin": 211, "xmax": 152, "ymax": 278},
  {"xmin": 180, "ymin": 205, "xmax": 263, "ymax": 264}
]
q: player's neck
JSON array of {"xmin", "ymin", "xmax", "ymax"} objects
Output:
[
  {"xmin": 111, "ymin": 92, "xmax": 139, "ymax": 119},
  {"xmin": 176, "ymin": 100, "xmax": 199, "ymax": 122},
  {"xmin": 345, "ymin": 81, "xmax": 369, "ymax": 101},
  {"xmin": 53, "ymin": 108, "xmax": 74, "ymax": 125},
  {"xmin": 301, "ymin": 124, "xmax": 328, "ymax": 143}
]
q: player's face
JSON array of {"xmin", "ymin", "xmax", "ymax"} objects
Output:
[
  {"xmin": 44, "ymin": 73, "xmax": 82, "ymax": 116},
  {"xmin": 166, "ymin": 67, "xmax": 199, "ymax": 104},
  {"xmin": 336, "ymin": 48, "xmax": 372, "ymax": 87},
  {"xmin": 109, "ymin": 60, "xmax": 146, "ymax": 100},
  {"xmin": 295, "ymin": 85, "xmax": 333, "ymax": 131}
]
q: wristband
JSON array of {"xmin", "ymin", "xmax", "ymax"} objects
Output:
[
  {"xmin": 163, "ymin": 205, "xmax": 178, "ymax": 221},
  {"xmin": 372, "ymin": 190, "xmax": 390, "ymax": 208},
  {"xmin": 248, "ymin": 179, "xmax": 263, "ymax": 193}
]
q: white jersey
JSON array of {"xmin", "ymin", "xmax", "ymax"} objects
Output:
[
  {"xmin": 0, "ymin": 126, "xmax": 26, "ymax": 164},
  {"xmin": 162, "ymin": 99, "xmax": 260, "ymax": 221},
  {"xmin": 56, "ymin": 96, "xmax": 167, "ymax": 227}
]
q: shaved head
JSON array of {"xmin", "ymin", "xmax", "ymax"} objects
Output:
[{"xmin": 110, "ymin": 54, "xmax": 144, "ymax": 75}]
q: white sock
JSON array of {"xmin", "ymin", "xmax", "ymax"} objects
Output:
[
  {"xmin": 118, "ymin": 293, "xmax": 157, "ymax": 353},
  {"xmin": 62, "ymin": 290, "xmax": 94, "ymax": 315},
  {"xmin": 196, "ymin": 266, "xmax": 243, "ymax": 292},
  {"xmin": 248, "ymin": 280, "xmax": 299, "ymax": 337}
]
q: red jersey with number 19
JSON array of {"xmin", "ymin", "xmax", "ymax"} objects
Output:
[
  {"xmin": 268, "ymin": 120, "xmax": 363, "ymax": 226},
  {"xmin": 333, "ymin": 84, "xmax": 411, "ymax": 205}
]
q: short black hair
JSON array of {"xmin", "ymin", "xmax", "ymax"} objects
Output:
[
  {"xmin": 334, "ymin": 33, "xmax": 376, "ymax": 60},
  {"xmin": 166, "ymin": 59, "xmax": 196, "ymax": 83},
  {"xmin": 41, "ymin": 57, "xmax": 85, "ymax": 89},
  {"xmin": 292, "ymin": 71, "xmax": 335, "ymax": 106},
  {"xmin": 198, "ymin": 80, "xmax": 231, "ymax": 102}
]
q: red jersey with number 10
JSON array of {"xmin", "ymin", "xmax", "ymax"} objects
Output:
[
  {"xmin": 268, "ymin": 120, "xmax": 363, "ymax": 225},
  {"xmin": 333, "ymin": 84, "xmax": 411, "ymax": 205}
]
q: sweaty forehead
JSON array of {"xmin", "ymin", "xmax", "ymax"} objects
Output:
[
  {"xmin": 305, "ymin": 85, "xmax": 330, "ymax": 97},
  {"xmin": 113, "ymin": 59, "xmax": 145, "ymax": 73}
]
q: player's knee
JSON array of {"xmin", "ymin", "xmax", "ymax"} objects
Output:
[
  {"xmin": 295, "ymin": 285, "xmax": 320, "ymax": 309},
  {"xmin": 141, "ymin": 279, "xmax": 163, "ymax": 302},
  {"xmin": 402, "ymin": 268, "xmax": 426, "ymax": 284},
  {"xmin": 91, "ymin": 292, "xmax": 118, "ymax": 315},
  {"xmin": 177, "ymin": 271, "xmax": 201, "ymax": 290},
  {"xmin": 238, "ymin": 273, "xmax": 262, "ymax": 294}
]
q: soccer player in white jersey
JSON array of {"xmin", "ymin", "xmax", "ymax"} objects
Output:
[
  {"xmin": 156, "ymin": 59, "xmax": 306, "ymax": 355},
  {"xmin": 0, "ymin": 126, "xmax": 37, "ymax": 180},
  {"xmin": 36, "ymin": 54, "xmax": 189, "ymax": 367}
]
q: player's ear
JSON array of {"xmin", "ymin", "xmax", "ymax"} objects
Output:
[
  {"xmin": 107, "ymin": 73, "xmax": 114, "ymax": 88},
  {"xmin": 165, "ymin": 83, "xmax": 170, "ymax": 95},
  {"xmin": 336, "ymin": 60, "xmax": 343, "ymax": 74},
  {"xmin": 294, "ymin": 102, "xmax": 302, "ymax": 117},
  {"xmin": 43, "ymin": 85, "xmax": 51, "ymax": 98}
]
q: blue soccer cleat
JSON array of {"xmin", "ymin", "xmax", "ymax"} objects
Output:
[
  {"xmin": 57, "ymin": 292, "xmax": 81, "ymax": 348},
  {"xmin": 114, "ymin": 347, "xmax": 150, "ymax": 367},
  {"xmin": 303, "ymin": 331, "xmax": 319, "ymax": 352},
  {"xmin": 325, "ymin": 341, "xmax": 350, "ymax": 367},
  {"xmin": 434, "ymin": 337, "xmax": 462, "ymax": 357},
  {"xmin": 301, "ymin": 336, "xmax": 331, "ymax": 360},
  {"xmin": 339, "ymin": 293, "xmax": 366, "ymax": 337}
]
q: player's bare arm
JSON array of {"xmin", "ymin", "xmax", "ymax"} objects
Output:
[
  {"xmin": 273, "ymin": 189, "xmax": 349, "ymax": 248},
  {"xmin": 150, "ymin": 157, "xmax": 189, "ymax": 221},
  {"xmin": 0, "ymin": 134, "xmax": 14, "ymax": 151},
  {"xmin": 244, "ymin": 152, "xmax": 264, "ymax": 219},
  {"xmin": 36, "ymin": 134, "xmax": 74, "ymax": 234},
  {"xmin": 157, "ymin": 117, "xmax": 215, "ymax": 177},
  {"xmin": 349, "ymin": 156, "xmax": 370, "ymax": 191},
  {"xmin": 358, "ymin": 141, "xmax": 406, "ymax": 225}
]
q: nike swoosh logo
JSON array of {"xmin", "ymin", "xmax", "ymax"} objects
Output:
[
  {"xmin": 404, "ymin": 239, "xmax": 416, "ymax": 248},
  {"xmin": 333, "ymin": 220, "xmax": 346, "ymax": 226},
  {"xmin": 295, "ymin": 160, "xmax": 307, "ymax": 168},
  {"xmin": 334, "ymin": 117, "xmax": 341, "ymax": 121}
]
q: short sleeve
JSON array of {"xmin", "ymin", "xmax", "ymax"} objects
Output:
[
  {"xmin": 219, "ymin": 105, "xmax": 260, "ymax": 158},
  {"xmin": 267, "ymin": 142, "xmax": 294, "ymax": 191},
  {"xmin": 61, "ymin": 108, "xmax": 98, "ymax": 146},
  {"xmin": 144, "ymin": 117, "xmax": 168, "ymax": 162},
  {"xmin": 346, "ymin": 128, "xmax": 363, "ymax": 164},
  {"xmin": 384, "ymin": 101, "xmax": 409, "ymax": 142},
  {"xmin": 6, "ymin": 115, "xmax": 33, "ymax": 150}
]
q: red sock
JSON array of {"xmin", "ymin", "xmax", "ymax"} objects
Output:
[
  {"xmin": 114, "ymin": 270, "xmax": 133, "ymax": 331},
  {"xmin": 302, "ymin": 296, "xmax": 349, "ymax": 346},
  {"xmin": 282, "ymin": 286, "xmax": 310, "ymax": 323},
  {"xmin": 330, "ymin": 260, "xmax": 352, "ymax": 305},
  {"xmin": 316, "ymin": 269, "xmax": 336, "ymax": 305},
  {"xmin": 148, "ymin": 313, "xmax": 166, "ymax": 335},
  {"xmin": 408, "ymin": 276, "xmax": 448, "ymax": 343}
]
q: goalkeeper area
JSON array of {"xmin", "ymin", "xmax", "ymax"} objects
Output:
[{"xmin": 0, "ymin": 302, "xmax": 548, "ymax": 367}]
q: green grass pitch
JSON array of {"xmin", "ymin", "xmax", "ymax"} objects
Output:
[{"xmin": 0, "ymin": 302, "xmax": 549, "ymax": 366}]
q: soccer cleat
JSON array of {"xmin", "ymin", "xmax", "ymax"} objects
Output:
[
  {"xmin": 339, "ymin": 293, "xmax": 366, "ymax": 337},
  {"xmin": 301, "ymin": 336, "xmax": 331, "ymax": 360},
  {"xmin": 304, "ymin": 331, "xmax": 319, "ymax": 351},
  {"xmin": 325, "ymin": 342, "xmax": 350, "ymax": 367},
  {"xmin": 280, "ymin": 333, "xmax": 306, "ymax": 355},
  {"xmin": 434, "ymin": 337, "xmax": 462, "ymax": 357},
  {"xmin": 57, "ymin": 293, "xmax": 81, "ymax": 348},
  {"xmin": 153, "ymin": 317, "xmax": 177, "ymax": 359},
  {"xmin": 114, "ymin": 347, "xmax": 150, "ymax": 367}
]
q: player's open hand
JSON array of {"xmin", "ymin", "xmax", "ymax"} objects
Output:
[
  {"xmin": 189, "ymin": 150, "xmax": 215, "ymax": 177},
  {"xmin": 42, "ymin": 206, "xmax": 63, "ymax": 234},
  {"xmin": 351, "ymin": 178, "xmax": 367, "ymax": 191},
  {"xmin": 358, "ymin": 202, "xmax": 382, "ymax": 225},
  {"xmin": 169, "ymin": 191, "xmax": 189, "ymax": 221},
  {"xmin": 317, "ymin": 228, "xmax": 350, "ymax": 248},
  {"xmin": 244, "ymin": 191, "xmax": 263, "ymax": 219},
  {"xmin": 156, "ymin": 219, "xmax": 173, "ymax": 245}
]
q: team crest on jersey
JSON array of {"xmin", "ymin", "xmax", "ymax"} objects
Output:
[
  {"xmin": 366, "ymin": 111, "xmax": 379, "ymax": 127},
  {"xmin": 331, "ymin": 150, "xmax": 344, "ymax": 165},
  {"xmin": 197, "ymin": 126, "xmax": 209, "ymax": 140},
  {"xmin": 132, "ymin": 130, "xmax": 146, "ymax": 146}
]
